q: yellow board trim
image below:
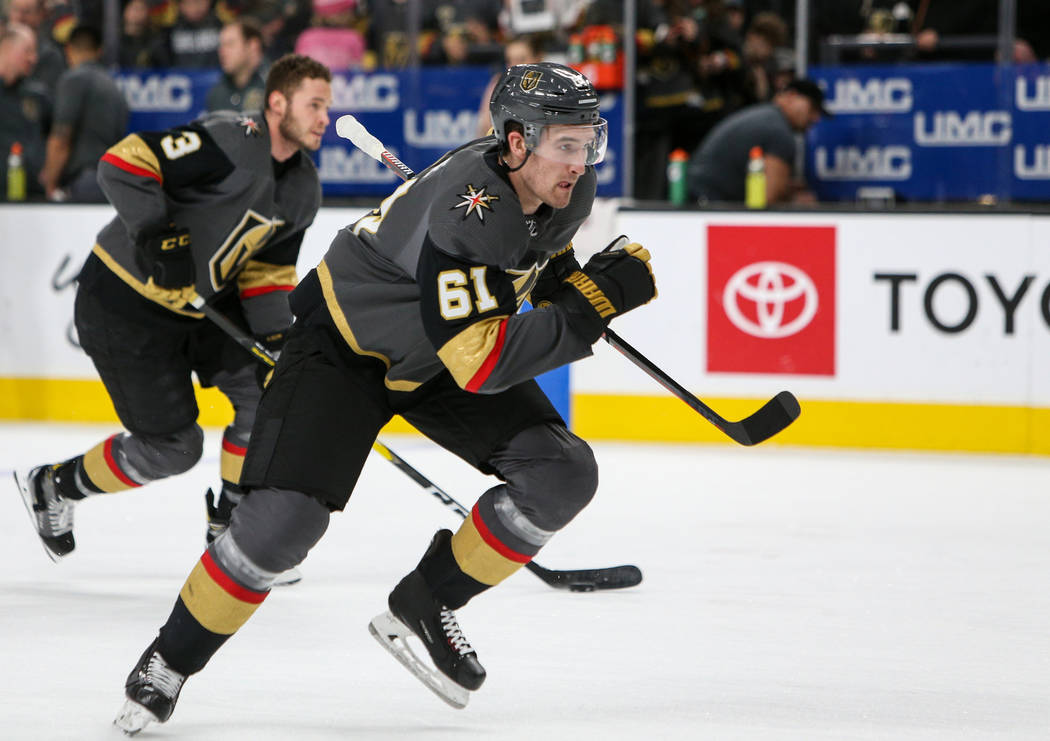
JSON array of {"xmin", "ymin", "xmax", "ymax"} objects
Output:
[
  {"xmin": 2, "ymin": 376, "xmax": 1048, "ymax": 455},
  {"xmin": 572, "ymin": 394, "xmax": 1050, "ymax": 456},
  {"xmin": 179, "ymin": 560, "xmax": 263, "ymax": 635},
  {"xmin": 0, "ymin": 377, "xmax": 418, "ymax": 433},
  {"xmin": 450, "ymin": 514, "xmax": 524, "ymax": 586}
]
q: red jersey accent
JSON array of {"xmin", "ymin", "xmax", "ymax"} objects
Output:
[
  {"xmin": 470, "ymin": 506, "xmax": 530, "ymax": 563},
  {"xmin": 104, "ymin": 434, "xmax": 140, "ymax": 488},
  {"xmin": 465, "ymin": 319, "xmax": 508, "ymax": 393},
  {"xmin": 100, "ymin": 152, "xmax": 162, "ymax": 183},
  {"xmin": 200, "ymin": 551, "xmax": 268, "ymax": 603}
]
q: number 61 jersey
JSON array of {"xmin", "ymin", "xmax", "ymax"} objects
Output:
[
  {"xmin": 313, "ymin": 138, "xmax": 598, "ymax": 395},
  {"xmin": 91, "ymin": 110, "xmax": 321, "ymax": 318}
]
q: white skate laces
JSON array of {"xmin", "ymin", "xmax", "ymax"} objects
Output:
[
  {"xmin": 34, "ymin": 467, "xmax": 74, "ymax": 537},
  {"xmin": 439, "ymin": 608, "xmax": 474, "ymax": 656},
  {"xmin": 143, "ymin": 652, "xmax": 185, "ymax": 699}
]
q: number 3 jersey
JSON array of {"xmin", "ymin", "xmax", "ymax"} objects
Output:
[
  {"xmin": 89, "ymin": 110, "xmax": 321, "ymax": 334},
  {"xmin": 308, "ymin": 138, "xmax": 598, "ymax": 394}
]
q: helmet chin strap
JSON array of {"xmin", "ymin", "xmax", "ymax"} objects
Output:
[{"xmin": 502, "ymin": 148, "xmax": 531, "ymax": 173}]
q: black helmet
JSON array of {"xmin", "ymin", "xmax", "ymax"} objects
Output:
[{"xmin": 490, "ymin": 62, "xmax": 603, "ymax": 153}]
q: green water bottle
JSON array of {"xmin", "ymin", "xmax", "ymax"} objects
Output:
[
  {"xmin": 7, "ymin": 142, "xmax": 26, "ymax": 202},
  {"xmin": 667, "ymin": 148, "xmax": 688, "ymax": 205}
]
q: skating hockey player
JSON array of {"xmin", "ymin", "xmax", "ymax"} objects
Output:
[
  {"xmin": 14, "ymin": 54, "xmax": 332, "ymax": 588},
  {"xmin": 114, "ymin": 62, "xmax": 657, "ymax": 734}
]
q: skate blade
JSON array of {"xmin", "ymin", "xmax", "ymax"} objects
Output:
[
  {"xmin": 368, "ymin": 610, "xmax": 470, "ymax": 709},
  {"xmin": 113, "ymin": 698, "xmax": 159, "ymax": 736},
  {"xmin": 13, "ymin": 469, "xmax": 65, "ymax": 564}
]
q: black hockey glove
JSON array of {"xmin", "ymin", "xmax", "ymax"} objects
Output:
[
  {"xmin": 254, "ymin": 329, "xmax": 287, "ymax": 389},
  {"xmin": 139, "ymin": 223, "xmax": 194, "ymax": 288},
  {"xmin": 550, "ymin": 242, "xmax": 657, "ymax": 343}
]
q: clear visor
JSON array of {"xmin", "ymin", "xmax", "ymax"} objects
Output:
[{"xmin": 530, "ymin": 120, "xmax": 609, "ymax": 166}]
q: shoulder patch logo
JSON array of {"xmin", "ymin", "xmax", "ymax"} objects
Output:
[
  {"xmin": 520, "ymin": 70, "xmax": 542, "ymax": 92},
  {"xmin": 239, "ymin": 116, "xmax": 261, "ymax": 137},
  {"xmin": 452, "ymin": 184, "xmax": 499, "ymax": 222}
]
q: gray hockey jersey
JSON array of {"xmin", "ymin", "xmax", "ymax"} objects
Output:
[
  {"xmin": 92, "ymin": 110, "xmax": 320, "ymax": 336},
  {"xmin": 316, "ymin": 138, "xmax": 598, "ymax": 393}
]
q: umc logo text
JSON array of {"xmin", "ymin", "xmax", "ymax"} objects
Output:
[
  {"xmin": 914, "ymin": 110, "xmax": 1012, "ymax": 146},
  {"xmin": 822, "ymin": 77, "xmax": 912, "ymax": 113},
  {"xmin": 815, "ymin": 146, "xmax": 911, "ymax": 180}
]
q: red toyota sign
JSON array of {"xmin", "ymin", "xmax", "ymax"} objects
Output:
[{"xmin": 707, "ymin": 225, "xmax": 836, "ymax": 376}]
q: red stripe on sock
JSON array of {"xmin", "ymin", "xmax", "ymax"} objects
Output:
[
  {"xmin": 200, "ymin": 551, "xmax": 268, "ymax": 604},
  {"xmin": 465, "ymin": 319, "xmax": 508, "ymax": 393},
  {"xmin": 221, "ymin": 438, "xmax": 247, "ymax": 456},
  {"xmin": 470, "ymin": 506, "xmax": 531, "ymax": 563},
  {"xmin": 100, "ymin": 152, "xmax": 162, "ymax": 183},
  {"xmin": 103, "ymin": 435, "xmax": 140, "ymax": 488}
]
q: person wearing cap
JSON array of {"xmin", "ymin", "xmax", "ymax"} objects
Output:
[{"xmin": 686, "ymin": 77, "xmax": 829, "ymax": 205}]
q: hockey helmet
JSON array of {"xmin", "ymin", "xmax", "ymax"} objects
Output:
[{"xmin": 489, "ymin": 62, "xmax": 608, "ymax": 166}]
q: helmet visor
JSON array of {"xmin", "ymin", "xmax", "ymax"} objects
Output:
[{"xmin": 531, "ymin": 120, "xmax": 608, "ymax": 166}]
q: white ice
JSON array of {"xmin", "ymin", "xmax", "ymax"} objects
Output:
[{"xmin": 1, "ymin": 421, "xmax": 1047, "ymax": 740}]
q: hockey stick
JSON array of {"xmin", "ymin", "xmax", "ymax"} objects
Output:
[
  {"xmin": 189, "ymin": 296, "xmax": 642, "ymax": 591},
  {"xmin": 371, "ymin": 441, "xmax": 642, "ymax": 592},
  {"xmin": 334, "ymin": 114, "xmax": 802, "ymax": 446}
]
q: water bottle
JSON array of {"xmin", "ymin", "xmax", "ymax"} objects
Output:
[
  {"xmin": 667, "ymin": 148, "xmax": 689, "ymax": 205},
  {"xmin": 568, "ymin": 34, "xmax": 584, "ymax": 65},
  {"xmin": 7, "ymin": 142, "xmax": 26, "ymax": 202},
  {"xmin": 745, "ymin": 146, "xmax": 766, "ymax": 209}
]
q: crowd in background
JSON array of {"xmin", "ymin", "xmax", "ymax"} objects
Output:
[{"xmin": 3, "ymin": 0, "xmax": 1050, "ymax": 203}]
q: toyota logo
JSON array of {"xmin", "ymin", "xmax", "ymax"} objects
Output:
[{"xmin": 722, "ymin": 261, "xmax": 819, "ymax": 338}]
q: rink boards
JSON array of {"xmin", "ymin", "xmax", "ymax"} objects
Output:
[{"xmin": 1, "ymin": 203, "xmax": 1047, "ymax": 455}]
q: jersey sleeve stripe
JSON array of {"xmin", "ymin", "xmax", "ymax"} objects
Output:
[
  {"xmin": 100, "ymin": 134, "xmax": 163, "ymax": 182},
  {"xmin": 239, "ymin": 285, "xmax": 294, "ymax": 299},
  {"xmin": 465, "ymin": 318, "xmax": 508, "ymax": 392}
]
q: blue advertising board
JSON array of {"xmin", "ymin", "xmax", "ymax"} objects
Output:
[
  {"xmin": 116, "ymin": 66, "xmax": 624, "ymax": 199},
  {"xmin": 808, "ymin": 63, "xmax": 1050, "ymax": 202}
]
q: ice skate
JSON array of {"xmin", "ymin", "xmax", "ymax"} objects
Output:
[
  {"xmin": 14, "ymin": 465, "xmax": 76, "ymax": 561},
  {"xmin": 206, "ymin": 488, "xmax": 302, "ymax": 586},
  {"xmin": 114, "ymin": 638, "xmax": 186, "ymax": 735},
  {"xmin": 370, "ymin": 565, "xmax": 486, "ymax": 708}
]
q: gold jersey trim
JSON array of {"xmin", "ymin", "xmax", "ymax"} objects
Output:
[
  {"xmin": 317, "ymin": 259, "xmax": 420, "ymax": 392},
  {"xmin": 91, "ymin": 244, "xmax": 204, "ymax": 318},
  {"xmin": 105, "ymin": 134, "xmax": 163, "ymax": 180},
  {"xmin": 436, "ymin": 315, "xmax": 509, "ymax": 390},
  {"xmin": 237, "ymin": 260, "xmax": 297, "ymax": 292}
]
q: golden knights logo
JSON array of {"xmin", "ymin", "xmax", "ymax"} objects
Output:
[
  {"xmin": 239, "ymin": 116, "xmax": 261, "ymax": 137},
  {"xmin": 452, "ymin": 184, "xmax": 499, "ymax": 222},
  {"xmin": 520, "ymin": 70, "xmax": 542, "ymax": 92}
]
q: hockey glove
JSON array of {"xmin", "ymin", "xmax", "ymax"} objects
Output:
[
  {"xmin": 550, "ymin": 242, "xmax": 657, "ymax": 343},
  {"xmin": 139, "ymin": 223, "xmax": 194, "ymax": 289}
]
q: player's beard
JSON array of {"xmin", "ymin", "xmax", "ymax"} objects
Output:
[{"xmin": 278, "ymin": 107, "xmax": 320, "ymax": 152}]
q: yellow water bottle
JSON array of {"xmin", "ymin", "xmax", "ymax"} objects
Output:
[
  {"xmin": 745, "ymin": 145, "xmax": 766, "ymax": 209},
  {"xmin": 7, "ymin": 142, "xmax": 26, "ymax": 202}
]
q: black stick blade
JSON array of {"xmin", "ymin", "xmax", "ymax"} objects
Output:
[
  {"xmin": 525, "ymin": 562, "xmax": 643, "ymax": 592},
  {"xmin": 726, "ymin": 390, "xmax": 801, "ymax": 446}
]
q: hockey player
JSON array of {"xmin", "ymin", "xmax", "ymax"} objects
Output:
[
  {"xmin": 114, "ymin": 62, "xmax": 657, "ymax": 733},
  {"xmin": 13, "ymin": 54, "xmax": 332, "ymax": 583}
]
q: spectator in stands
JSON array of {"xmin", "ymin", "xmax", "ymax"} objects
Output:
[
  {"xmin": 364, "ymin": 0, "xmax": 440, "ymax": 69},
  {"xmin": 686, "ymin": 77, "xmax": 828, "ymax": 205},
  {"xmin": 119, "ymin": 0, "xmax": 168, "ymax": 67},
  {"xmin": 475, "ymin": 33, "xmax": 542, "ymax": 137},
  {"xmin": 0, "ymin": 23, "xmax": 50, "ymax": 200},
  {"xmin": 5, "ymin": 0, "xmax": 64, "ymax": 94},
  {"xmin": 39, "ymin": 24, "xmax": 128, "ymax": 202},
  {"xmin": 293, "ymin": 0, "xmax": 366, "ymax": 72},
  {"xmin": 913, "ymin": 0, "xmax": 997, "ymax": 62},
  {"xmin": 741, "ymin": 11, "xmax": 788, "ymax": 102},
  {"xmin": 165, "ymin": 0, "xmax": 222, "ymax": 67},
  {"xmin": 634, "ymin": 0, "xmax": 745, "ymax": 200},
  {"xmin": 206, "ymin": 18, "xmax": 266, "ymax": 110},
  {"xmin": 423, "ymin": 15, "xmax": 502, "ymax": 66},
  {"xmin": 255, "ymin": 0, "xmax": 312, "ymax": 60}
]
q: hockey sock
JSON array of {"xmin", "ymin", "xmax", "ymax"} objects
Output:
[
  {"xmin": 219, "ymin": 433, "xmax": 247, "ymax": 487},
  {"xmin": 50, "ymin": 456, "xmax": 102, "ymax": 500},
  {"xmin": 158, "ymin": 550, "xmax": 269, "ymax": 676},
  {"xmin": 442, "ymin": 495, "xmax": 545, "ymax": 607},
  {"xmin": 80, "ymin": 434, "xmax": 145, "ymax": 494}
]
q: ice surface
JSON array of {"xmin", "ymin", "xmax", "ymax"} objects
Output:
[{"xmin": 1, "ymin": 422, "xmax": 1047, "ymax": 740}]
